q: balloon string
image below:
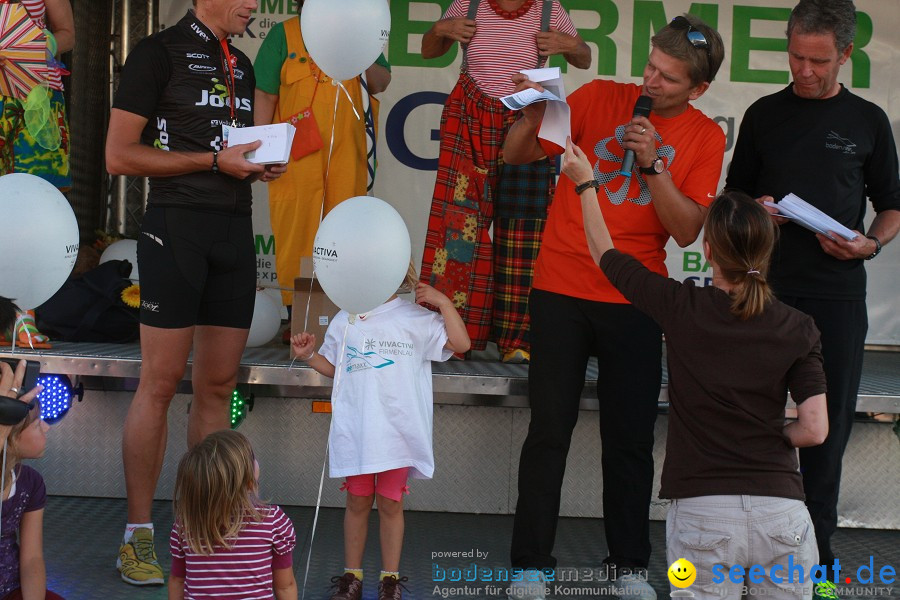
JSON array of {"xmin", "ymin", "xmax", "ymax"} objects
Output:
[
  {"xmin": 300, "ymin": 441, "xmax": 328, "ymax": 600},
  {"xmin": 302, "ymin": 272, "xmax": 314, "ymax": 336},
  {"xmin": 300, "ymin": 320, "xmax": 350, "ymax": 598},
  {"xmin": 318, "ymin": 85, "xmax": 340, "ymax": 228},
  {"xmin": 304, "ymin": 83, "xmax": 343, "ymax": 336},
  {"xmin": 335, "ymin": 80, "xmax": 361, "ymax": 121}
]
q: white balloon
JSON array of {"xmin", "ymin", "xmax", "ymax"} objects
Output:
[
  {"xmin": 301, "ymin": 0, "xmax": 390, "ymax": 82},
  {"xmin": 313, "ymin": 197, "xmax": 411, "ymax": 315},
  {"xmin": 246, "ymin": 289, "xmax": 281, "ymax": 348},
  {"xmin": 0, "ymin": 174, "xmax": 78, "ymax": 310},
  {"xmin": 99, "ymin": 239, "xmax": 139, "ymax": 281}
]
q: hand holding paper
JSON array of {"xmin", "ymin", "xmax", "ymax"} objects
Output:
[
  {"xmin": 500, "ymin": 67, "xmax": 570, "ymax": 149},
  {"xmin": 224, "ymin": 123, "xmax": 297, "ymax": 165},
  {"xmin": 763, "ymin": 193, "xmax": 858, "ymax": 242}
]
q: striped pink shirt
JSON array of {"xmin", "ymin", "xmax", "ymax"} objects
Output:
[
  {"xmin": 170, "ymin": 505, "xmax": 296, "ymax": 600},
  {"xmin": 444, "ymin": 0, "xmax": 578, "ymax": 97}
]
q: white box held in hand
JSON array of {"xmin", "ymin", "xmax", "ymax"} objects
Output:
[{"xmin": 224, "ymin": 123, "xmax": 296, "ymax": 164}]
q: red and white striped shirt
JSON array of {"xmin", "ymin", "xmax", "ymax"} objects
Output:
[
  {"xmin": 444, "ymin": 0, "xmax": 578, "ymax": 97},
  {"xmin": 170, "ymin": 505, "xmax": 297, "ymax": 600},
  {"xmin": 18, "ymin": 0, "xmax": 64, "ymax": 90}
]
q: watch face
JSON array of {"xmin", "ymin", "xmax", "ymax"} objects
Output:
[{"xmin": 652, "ymin": 158, "xmax": 665, "ymax": 173}]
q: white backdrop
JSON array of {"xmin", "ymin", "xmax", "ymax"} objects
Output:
[{"xmin": 160, "ymin": 0, "xmax": 900, "ymax": 344}]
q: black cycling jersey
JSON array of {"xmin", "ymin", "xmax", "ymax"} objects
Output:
[{"xmin": 113, "ymin": 10, "xmax": 256, "ymax": 214}]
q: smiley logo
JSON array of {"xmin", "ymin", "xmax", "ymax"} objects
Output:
[{"xmin": 668, "ymin": 558, "xmax": 697, "ymax": 588}]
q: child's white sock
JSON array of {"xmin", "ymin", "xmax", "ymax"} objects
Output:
[{"xmin": 123, "ymin": 522, "xmax": 153, "ymax": 544}]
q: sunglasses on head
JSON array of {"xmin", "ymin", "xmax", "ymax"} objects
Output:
[{"xmin": 670, "ymin": 16, "xmax": 712, "ymax": 80}]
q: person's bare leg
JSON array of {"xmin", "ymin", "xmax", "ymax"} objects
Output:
[
  {"xmin": 344, "ymin": 493, "xmax": 375, "ymax": 569},
  {"xmin": 187, "ymin": 325, "xmax": 249, "ymax": 447},
  {"xmin": 376, "ymin": 494, "xmax": 404, "ymax": 573},
  {"xmin": 122, "ymin": 324, "xmax": 193, "ymax": 523}
]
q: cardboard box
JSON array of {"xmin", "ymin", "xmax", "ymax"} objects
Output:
[{"xmin": 291, "ymin": 258, "xmax": 339, "ymax": 357}]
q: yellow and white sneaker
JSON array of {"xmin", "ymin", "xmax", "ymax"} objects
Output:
[{"xmin": 117, "ymin": 527, "xmax": 164, "ymax": 585}]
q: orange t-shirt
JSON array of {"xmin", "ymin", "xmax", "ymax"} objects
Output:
[{"xmin": 534, "ymin": 80, "xmax": 725, "ymax": 303}]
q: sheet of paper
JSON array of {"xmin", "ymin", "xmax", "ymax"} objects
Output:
[
  {"xmin": 501, "ymin": 87, "xmax": 560, "ymax": 110},
  {"xmin": 498, "ymin": 67, "xmax": 571, "ymax": 148},
  {"xmin": 224, "ymin": 123, "xmax": 296, "ymax": 164},
  {"xmin": 764, "ymin": 194, "xmax": 858, "ymax": 242}
]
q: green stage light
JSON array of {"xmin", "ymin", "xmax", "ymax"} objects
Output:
[{"xmin": 230, "ymin": 388, "xmax": 254, "ymax": 429}]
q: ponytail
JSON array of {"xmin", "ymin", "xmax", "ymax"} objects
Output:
[
  {"xmin": 730, "ymin": 268, "xmax": 773, "ymax": 321},
  {"xmin": 704, "ymin": 191, "xmax": 777, "ymax": 320}
]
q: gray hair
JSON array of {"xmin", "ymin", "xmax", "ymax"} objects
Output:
[{"xmin": 787, "ymin": 0, "xmax": 857, "ymax": 53}]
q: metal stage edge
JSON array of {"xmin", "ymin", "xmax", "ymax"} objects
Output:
[{"xmin": 2, "ymin": 341, "xmax": 899, "ymax": 413}]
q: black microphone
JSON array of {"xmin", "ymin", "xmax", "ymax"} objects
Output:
[{"xmin": 620, "ymin": 95, "xmax": 653, "ymax": 177}]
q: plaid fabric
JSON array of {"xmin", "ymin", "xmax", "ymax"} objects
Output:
[
  {"xmin": 495, "ymin": 157, "xmax": 556, "ymax": 219},
  {"xmin": 420, "ymin": 72, "xmax": 515, "ymax": 350},
  {"xmin": 492, "ymin": 215, "xmax": 548, "ymax": 353}
]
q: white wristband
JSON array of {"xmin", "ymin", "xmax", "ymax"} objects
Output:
[{"xmin": 300, "ymin": 350, "xmax": 316, "ymax": 361}]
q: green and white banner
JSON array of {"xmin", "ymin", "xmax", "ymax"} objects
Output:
[{"xmin": 160, "ymin": 0, "xmax": 900, "ymax": 344}]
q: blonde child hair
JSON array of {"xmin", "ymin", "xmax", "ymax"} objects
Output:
[
  {"xmin": 396, "ymin": 259, "xmax": 419, "ymax": 294},
  {"xmin": 172, "ymin": 430, "xmax": 262, "ymax": 555}
]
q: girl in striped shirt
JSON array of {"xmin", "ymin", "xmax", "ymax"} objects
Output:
[{"xmin": 168, "ymin": 430, "xmax": 297, "ymax": 600}]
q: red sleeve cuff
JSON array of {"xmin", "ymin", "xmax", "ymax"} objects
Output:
[
  {"xmin": 170, "ymin": 556, "xmax": 186, "ymax": 577},
  {"xmin": 272, "ymin": 550, "xmax": 294, "ymax": 570}
]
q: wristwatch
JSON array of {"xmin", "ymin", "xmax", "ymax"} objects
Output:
[
  {"xmin": 575, "ymin": 179, "xmax": 600, "ymax": 195},
  {"xmin": 640, "ymin": 157, "xmax": 665, "ymax": 175},
  {"xmin": 865, "ymin": 235, "xmax": 882, "ymax": 260}
]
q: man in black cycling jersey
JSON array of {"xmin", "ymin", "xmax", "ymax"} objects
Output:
[{"xmin": 105, "ymin": 0, "xmax": 283, "ymax": 586}]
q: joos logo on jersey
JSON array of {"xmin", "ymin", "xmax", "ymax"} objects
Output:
[
  {"xmin": 195, "ymin": 90, "xmax": 252, "ymax": 111},
  {"xmin": 153, "ymin": 116, "xmax": 170, "ymax": 151}
]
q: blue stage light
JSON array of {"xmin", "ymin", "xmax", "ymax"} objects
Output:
[{"xmin": 36, "ymin": 375, "xmax": 83, "ymax": 424}]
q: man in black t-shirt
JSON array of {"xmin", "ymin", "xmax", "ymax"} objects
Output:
[
  {"xmin": 105, "ymin": 0, "xmax": 286, "ymax": 587},
  {"xmin": 727, "ymin": 2, "xmax": 900, "ymax": 598}
]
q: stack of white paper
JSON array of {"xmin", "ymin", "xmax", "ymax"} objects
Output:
[
  {"xmin": 764, "ymin": 193, "xmax": 858, "ymax": 241},
  {"xmin": 499, "ymin": 67, "xmax": 570, "ymax": 149},
  {"xmin": 224, "ymin": 123, "xmax": 296, "ymax": 164}
]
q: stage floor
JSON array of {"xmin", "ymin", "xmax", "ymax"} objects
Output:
[{"xmin": 43, "ymin": 496, "xmax": 900, "ymax": 600}]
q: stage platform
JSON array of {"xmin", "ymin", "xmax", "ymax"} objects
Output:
[
  {"xmin": 2, "ymin": 341, "xmax": 899, "ymax": 412},
  {"xmin": 4, "ymin": 342, "xmax": 899, "ymax": 531}
]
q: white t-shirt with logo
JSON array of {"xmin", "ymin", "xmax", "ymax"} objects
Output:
[{"xmin": 319, "ymin": 297, "xmax": 452, "ymax": 479}]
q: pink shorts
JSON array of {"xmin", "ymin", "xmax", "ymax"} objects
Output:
[{"xmin": 341, "ymin": 467, "xmax": 410, "ymax": 502}]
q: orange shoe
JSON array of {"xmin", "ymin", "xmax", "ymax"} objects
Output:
[
  {"xmin": 502, "ymin": 348, "xmax": 530, "ymax": 364},
  {"xmin": 0, "ymin": 310, "xmax": 52, "ymax": 349}
]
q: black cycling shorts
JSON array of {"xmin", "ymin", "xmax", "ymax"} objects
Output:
[{"xmin": 137, "ymin": 206, "xmax": 255, "ymax": 329}]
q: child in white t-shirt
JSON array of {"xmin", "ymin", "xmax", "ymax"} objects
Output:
[{"xmin": 291, "ymin": 266, "xmax": 469, "ymax": 600}]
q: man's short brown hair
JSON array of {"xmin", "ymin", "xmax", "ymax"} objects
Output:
[{"xmin": 651, "ymin": 14, "xmax": 725, "ymax": 85}]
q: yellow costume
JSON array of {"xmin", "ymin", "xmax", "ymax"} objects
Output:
[{"xmin": 262, "ymin": 17, "xmax": 378, "ymax": 305}]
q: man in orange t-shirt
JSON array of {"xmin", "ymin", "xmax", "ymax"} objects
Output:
[{"xmin": 503, "ymin": 15, "xmax": 726, "ymax": 600}]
